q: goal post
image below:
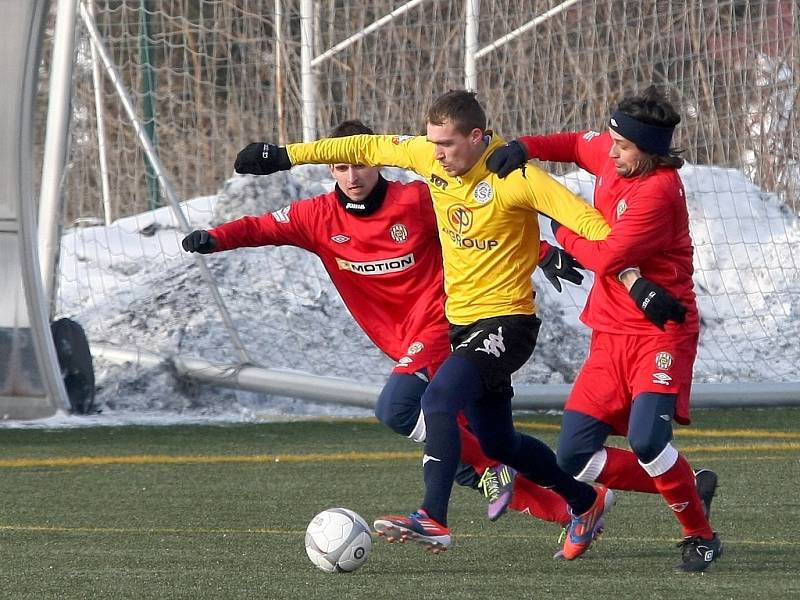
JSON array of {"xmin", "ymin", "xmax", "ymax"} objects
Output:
[
  {"xmin": 0, "ymin": 0, "xmax": 70, "ymax": 419},
  {"xmin": 34, "ymin": 1, "xmax": 800, "ymax": 413}
]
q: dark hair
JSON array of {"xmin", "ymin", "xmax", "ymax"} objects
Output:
[
  {"xmin": 617, "ymin": 85, "xmax": 684, "ymax": 170},
  {"xmin": 425, "ymin": 90, "xmax": 486, "ymax": 136},
  {"xmin": 329, "ymin": 119, "xmax": 374, "ymax": 137}
]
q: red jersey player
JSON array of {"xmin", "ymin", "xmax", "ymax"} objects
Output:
[
  {"xmin": 487, "ymin": 86, "xmax": 722, "ymax": 572},
  {"xmin": 182, "ymin": 120, "xmax": 578, "ymax": 529}
]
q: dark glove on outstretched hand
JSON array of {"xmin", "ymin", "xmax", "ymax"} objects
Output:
[
  {"xmin": 234, "ymin": 143, "xmax": 292, "ymax": 175},
  {"xmin": 539, "ymin": 246, "xmax": 584, "ymax": 293},
  {"xmin": 181, "ymin": 230, "xmax": 218, "ymax": 254},
  {"xmin": 629, "ymin": 278, "xmax": 688, "ymax": 330},
  {"xmin": 486, "ymin": 139, "xmax": 528, "ymax": 178}
]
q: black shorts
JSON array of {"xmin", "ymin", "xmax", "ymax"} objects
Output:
[{"xmin": 449, "ymin": 314, "xmax": 541, "ymax": 393}]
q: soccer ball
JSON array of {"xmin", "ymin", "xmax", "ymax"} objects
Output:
[{"xmin": 304, "ymin": 508, "xmax": 372, "ymax": 573}]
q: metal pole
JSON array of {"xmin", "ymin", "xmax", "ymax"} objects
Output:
[
  {"xmin": 79, "ymin": 1, "xmax": 253, "ymax": 364},
  {"xmin": 300, "ymin": 0, "xmax": 315, "ymax": 141},
  {"xmin": 275, "ymin": 0, "xmax": 286, "ymax": 145},
  {"xmin": 139, "ymin": 0, "xmax": 160, "ymax": 210},
  {"xmin": 39, "ymin": 0, "xmax": 79, "ymax": 307},
  {"xmin": 88, "ymin": 0, "xmax": 112, "ymax": 226},
  {"xmin": 464, "ymin": 0, "xmax": 480, "ymax": 91},
  {"xmin": 475, "ymin": 0, "xmax": 582, "ymax": 59}
]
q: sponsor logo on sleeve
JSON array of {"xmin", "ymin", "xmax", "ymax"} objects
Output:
[
  {"xmin": 271, "ymin": 206, "xmax": 291, "ymax": 223},
  {"xmin": 583, "ymin": 130, "xmax": 601, "ymax": 141}
]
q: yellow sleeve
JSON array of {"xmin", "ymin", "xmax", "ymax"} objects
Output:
[
  {"xmin": 287, "ymin": 134, "xmax": 432, "ymax": 177},
  {"xmin": 510, "ymin": 164, "xmax": 610, "ymax": 240}
]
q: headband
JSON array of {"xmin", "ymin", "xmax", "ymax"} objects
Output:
[{"xmin": 609, "ymin": 109, "xmax": 674, "ymax": 156}]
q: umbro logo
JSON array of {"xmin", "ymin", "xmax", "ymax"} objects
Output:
[
  {"xmin": 669, "ymin": 501, "xmax": 689, "ymax": 512},
  {"xmin": 331, "ymin": 234, "xmax": 350, "ymax": 243},
  {"xmin": 422, "ymin": 454, "xmax": 442, "ymax": 466}
]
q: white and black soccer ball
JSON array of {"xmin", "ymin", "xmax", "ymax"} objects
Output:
[{"xmin": 304, "ymin": 508, "xmax": 372, "ymax": 573}]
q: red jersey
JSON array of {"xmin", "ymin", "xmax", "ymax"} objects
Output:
[
  {"xmin": 520, "ymin": 131, "xmax": 699, "ymax": 335},
  {"xmin": 209, "ymin": 180, "xmax": 450, "ymax": 363}
]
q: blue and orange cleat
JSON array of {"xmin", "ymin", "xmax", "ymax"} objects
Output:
[
  {"xmin": 373, "ymin": 509, "xmax": 452, "ymax": 553},
  {"xmin": 560, "ymin": 485, "xmax": 615, "ymax": 560}
]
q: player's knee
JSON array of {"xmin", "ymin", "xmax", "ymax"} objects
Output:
[
  {"xmin": 375, "ymin": 374, "xmax": 426, "ymax": 436},
  {"xmin": 628, "ymin": 430, "xmax": 669, "ymax": 464},
  {"xmin": 556, "ymin": 444, "xmax": 593, "ymax": 477}
]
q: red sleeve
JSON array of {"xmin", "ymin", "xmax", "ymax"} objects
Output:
[
  {"xmin": 520, "ymin": 130, "xmax": 610, "ymax": 176},
  {"xmin": 209, "ymin": 198, "xmax": 318, "ymax": 252},
  {"xmin": 555, "ymin": 178, "xmax": 677, "ymax": 275},
  {"xmin": 538, "ymin": 239, "xmax": 552, "ymax": 262}
]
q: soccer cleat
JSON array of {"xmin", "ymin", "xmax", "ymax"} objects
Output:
[
  {"xmin": 694, "ymin": 469, "xmax": 718, "ymax": 520},
  {"xmin": 553, "ymin": 517, "xmax": 605, "ymax": 560},
  {"xmin": 674, "ymin": 533, "xmax": 723, "ymax": 572},
  {"xmin": 560, "ymin": 485, "xmax": 615, "ymax": 560},
  {"xmin": 373, "ymin": 509, "xmax": 452, "ymax": 553},
  {"xmin": 478, "ymin": 464, "xmax": 517, "ymax": 521}
]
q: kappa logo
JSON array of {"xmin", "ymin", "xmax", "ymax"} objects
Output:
[
  {"xmin": 390, "ymin": 223, "xmax": 408, "ymax": 243},
  {"xmin": 331, "ymin": 234, "xmax": 350, "ymax": 244},
  {"xmin": 616, "ymin": 199, "xmax": 628, "ymax": 218},
  {"xmin": 475, "ymin": 326, "xmax": 506, "ymax": 358},
  {"xmin": 473, "ymin": 181, "xmax": 493, "ymax": 204},
  {"xmin": 456, "ymin": 330, "xmax": 483, "ymax": 350},
  {"xmin": 271, "ymin": 206, "xmax": 291, "ymax": 223},
  {"xmin": 652, "ymin": 372, "xmax": 673, "ymax": 386}
]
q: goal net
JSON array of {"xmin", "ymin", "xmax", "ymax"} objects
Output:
[{"xmin": 38, "ymin": 1, "xmax": 799, "ymax": 411}]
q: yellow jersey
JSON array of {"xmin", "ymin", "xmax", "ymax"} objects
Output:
[{"xmin": 287, "ymin": 133, "xmax": 610, "ymax": 325}]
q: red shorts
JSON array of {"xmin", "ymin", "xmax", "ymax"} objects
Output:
[
  {"xmin": 566, "ymin": 329, "xmax": 698, "ymax": 436},
  {"xmin": 391, "ymin": 329, "xmax": 451, "ymax": 378}
]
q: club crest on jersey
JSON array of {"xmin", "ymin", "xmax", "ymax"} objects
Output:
[
  {"xmin": 407, "ymin": 342, "xmax": 424, "ymax": 355},
  {"xmin": 392, "ymin": 135, "xmax": 413, "ymax": 145},
  {"xmin": 655, "ymin": 351, "xmax": 673, "ymax": 370},
  {"xmin": 473, "ymin": 181, "xmax": 493, "ymax": 204},
  {"xmin": 271, "ymin": 206, "xmax": 291, "ymax": 223},
  {"xmin": 331, "ymin": 234, "xmax": 350, "ymax": 244},
  {"xmin": 447, "ymin": 204, "xmax": 473, "ymax": 234},
  {"xmin": 390, "ymin": 223, "xmax": 408, "ymax": 243},
  {"xmin": 616, "ymin": 199, "xmax": 628, "ymax": 219}
]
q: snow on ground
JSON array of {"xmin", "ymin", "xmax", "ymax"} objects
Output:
[{"xmin": 6, "ymin": 163, "xmax": 799, "ymax": 428}]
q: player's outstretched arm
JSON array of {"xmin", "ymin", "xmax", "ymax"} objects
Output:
[
  {"xmin": 234, "ymin": 143, "xmax": 292, "ymax": 175},
  {"xmin": 181, "ymin": 230, "xmax": 218, "ymax": 254},
  {"xmin": 537, "ymin": 240, "xmax": 584, "ymax": 293},
  {"xmin": 486, "ymin": 139, "xmax": 528, "ymax": 178}
]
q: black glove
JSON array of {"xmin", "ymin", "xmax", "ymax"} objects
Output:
[
  {"xmin": 539, "ymin": 246, "xmax": 584, "ymax": 293},
  {"xmin": 181, "ymin": 230, "xmax": 218, "ymax": 254},
  {"xmin": 234, "ymin": 143, "xmax": 292, "ymax": 175},
  {"xmin": 629, "ymin": 278, "xmax": 687, "ymax": 330},
  {"xmin": 486, "ymin": 140, "xmax": 528, "ymax": 178}
]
